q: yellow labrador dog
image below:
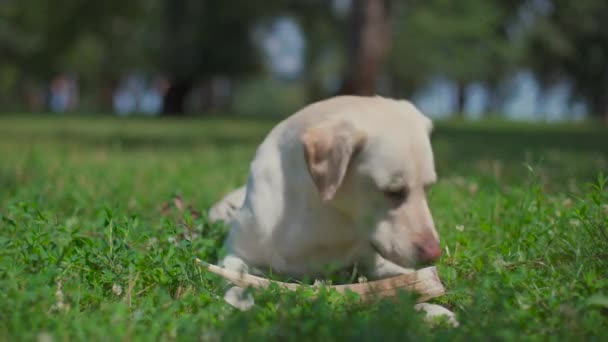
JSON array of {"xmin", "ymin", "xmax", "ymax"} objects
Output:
[{"xmin": 209, "ymin": 96, "xmax": 456, "ymax": 325}]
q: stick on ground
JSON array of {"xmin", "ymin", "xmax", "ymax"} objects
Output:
[{"xmin": 195, "ymin": 259, "xmax": 445, "ymax": 303}]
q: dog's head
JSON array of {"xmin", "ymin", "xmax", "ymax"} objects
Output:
[{"xmin": 301, "ymin": 99, "xmax": 440, "ymax": 268}]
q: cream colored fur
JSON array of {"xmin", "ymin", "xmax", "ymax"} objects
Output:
[{"xmin": 209, "ymin": 95, "xmax": 456, "ymax": 325}]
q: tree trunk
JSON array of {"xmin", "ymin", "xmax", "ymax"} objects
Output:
[
  {"xmin": 485, "ymin": 84, "xmax": 499, "ymax": 117},
  {"xmin": 162, "ymin": 79, "xmax": 194, "ymax": 116},
  {"xmin": 455, "ymin": 82, "xmax": 466, "ymax": 118},
  {"xmin": 98, "ymin": 78, "xmax": 118, "ymax": 113},
  {"xmin": 21, "ymin": 79, "xmax": 46, "ymax": 112},
  {"xmin": 339, "ymin": 0, "xmax": 391, "ymax": 96},
  {"xmin": 588, "ymin": 91, "xmax": 608, "ymax": 123},
  {"xmin": 601, "ymin": 105, "xmax": 608, "ymax": 124}
]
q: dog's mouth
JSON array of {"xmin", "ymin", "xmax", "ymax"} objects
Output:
[
  {"xmin": 370, "ymin": 241, "xmax": 420, "ymax": 269},
  {"xmin": 370, "ymin": 241, "xmax": 400, "ymax": 265},
  {"xmin": 370, "ymin": 241, "xmax": 387, "ymax": 259}
]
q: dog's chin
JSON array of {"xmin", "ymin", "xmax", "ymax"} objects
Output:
[{"xmin": 370, "ymin": 242, "xmax": 418, "ymax": 269}]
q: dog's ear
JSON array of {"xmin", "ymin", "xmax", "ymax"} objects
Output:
[{"xmin": 301, "ymin": 121, "xmax": 366, "ymax": 202}]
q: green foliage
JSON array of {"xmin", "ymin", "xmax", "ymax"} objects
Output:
[
  {"xmin": 161, "ymin": 0, "xmax": 267, "ymax": 80},
  {"xmin": 0, "ymin": 115, "xmax": 607, "ymax": 340},
  {"xmin": 0, "ymin": 0, "xmax": 150, "ymax": 78},
  {"xmin": 389, "ymin": 0, "xmax": 516, "ymax": 92},
  {"xmin": 526, "ymin": 0, "xmax": 608, "ymax": 116},
  {"xmin": 232, "ymin": 77, "xmax": 307, "ymax": 117},
  {"xmin": 3, "ymin": 0, "xmax": 608, "ymax": 117}
]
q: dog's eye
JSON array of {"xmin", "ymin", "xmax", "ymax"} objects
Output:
[{"xmin": 383, "ymin": 187, "xmax": 408, "ymax": 205}]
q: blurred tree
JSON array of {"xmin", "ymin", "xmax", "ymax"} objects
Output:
[
  {"xmin": 252, "ymin": 0, "xmax": 387, "ymax": 101},
  {"xmin": 288, "ymin": 0, "xmax": 343, "ymax": 101},
  {"xmin": 0, "ymin": 0, "xmax": 150, "ymax": 106},
  {"xmin": 161, "ymin": 0, "xmax": 267, "ymax": 115},
  {"xmin": 0, "ymin": 0, "xmax": 155, "ymax": 110},
  {"xmin": 339, "ymin": 0, "xmax": 392, "ymax": 96},
  {"xmin": 526, "ymin": 0, "xmax": 608, "ymax": 121},
  {"xmin": 388, "ymin": 0, "xmax": 516, "ymax": 115}
]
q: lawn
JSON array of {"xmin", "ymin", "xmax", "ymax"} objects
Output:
[{"xmin": 1, "ymin": 114, "xmax": 607, "ymax": 341}]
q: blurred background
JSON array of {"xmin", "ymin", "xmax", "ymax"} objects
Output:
[{"xmin": 1, "ymin": 0, "xmax": 607, "ymax": 122}]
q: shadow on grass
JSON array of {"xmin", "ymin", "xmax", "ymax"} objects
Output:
[
  {"xmin": 0, "ymin": 114, "xmax": 279, "ymax": 150},
  {"xmin": 434, "ymin": 125, "xmax": 608, "ymax": 160},
  {"xmin": 1, "ymin": 116, "xmax": 606, "ymax": 185},
  {"xmin": 431, "ymin": 124, "xmax": 608, "ymax": 187},
  {"xmin": 50, "ymin": 131, "xmax": 267, "ymax": 150}
]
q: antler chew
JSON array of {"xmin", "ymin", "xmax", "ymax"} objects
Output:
[{"xmin": 195, "ymin": 259, "xmax": 445, "ymax": 303}]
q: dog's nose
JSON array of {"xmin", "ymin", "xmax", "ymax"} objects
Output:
[{"xmin": 415, "ymin": 237, "xmax": 442, "ymax": 263}]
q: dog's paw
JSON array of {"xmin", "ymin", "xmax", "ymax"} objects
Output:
[
  {"xmin": 224, "ymin": 286, "xmax": 255, "ymax": 311},
  {"xmin": 208, "ymin": 201, "xmax": 239, "ymax": 223},
  {"xmin": 208, "ymin": 187, "xmax": 246, "ymax": 223},
  {"xmin": 414, "ymin": 303, "xmax": 459, "ymax": 327}
]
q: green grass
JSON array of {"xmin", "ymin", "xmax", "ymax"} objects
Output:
[{"xmin": 1, "ymin": 114, "xmax": 607, "ymax": 341}]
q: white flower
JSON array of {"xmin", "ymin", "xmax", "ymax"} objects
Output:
[
  {"xmin": 112, "ymin": 283, "xmax": 123, "ymax": 296},
  {"xmin": 37, "ymin": 332, "xmax": 54, "ymax": 342},
  {"xmin": 468, "ymin": 183, "xmax": 479, "ymax": 195}
]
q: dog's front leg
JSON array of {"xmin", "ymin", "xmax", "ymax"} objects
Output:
[
  {"xmin": 219, "ymin": 254, "xmax": 256, "ymax": 311},
  {"xmin": 414, "ymin": 303, "xmax": 459, "ymax": 327},
  {"xmin": 208, "ymin": 186, "xmax": 247, "ymax": 224},
  {"xmin": 359, "ymin": 251, "xmax": 458, "ymax": 327}
]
